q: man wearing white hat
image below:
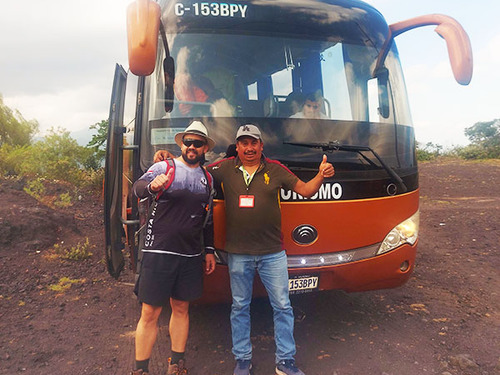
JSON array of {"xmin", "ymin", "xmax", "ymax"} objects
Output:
[{"xmin": 131, "ymin": 120, "xmax": 216, "ymax": 375}]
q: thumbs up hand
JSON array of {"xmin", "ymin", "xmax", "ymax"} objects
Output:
[
  {"xmin": 150, "ymin": 168, "xmax": 174, "ymax": 192},
  {"xmin": 319, "ymin": 154, "xmax": 335, "ymax": 178}
]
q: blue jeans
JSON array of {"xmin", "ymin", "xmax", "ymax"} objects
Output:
[{"xmin": 228, "ymin": 250, "xmax": 296, "ymax": 363}]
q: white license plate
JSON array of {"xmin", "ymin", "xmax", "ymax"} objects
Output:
[{"xmin": 288, "ymin": 275, "xmax": 319, "ymax": 294}]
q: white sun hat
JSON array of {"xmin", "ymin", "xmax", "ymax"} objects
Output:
[{"xmin": 174, "ymin": 120, "xmax": 216, "ymax": 151}]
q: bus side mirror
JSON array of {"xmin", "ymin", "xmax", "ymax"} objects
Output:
[
  {"xmin": 374, "ymin": 68, "xmax": 390, "ymax": 119},
  {"xmin": 432, "ymin": 18, "xmax": 473, "ymax": 85},
  {"xmin": 164, "ymin": 57, "xmax": 175, "ymax": 113},
  {"xmin": 127, "ymin": 0, "xmax": 161, "ymax": 76},
  {"xmin": 374, "ymin": 14, "xmax": 473, "ymax": 85}
]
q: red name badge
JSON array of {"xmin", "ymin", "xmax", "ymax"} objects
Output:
[{"xmin": 239, "ymin": 195, "xmax": 255, "ymax": 208}]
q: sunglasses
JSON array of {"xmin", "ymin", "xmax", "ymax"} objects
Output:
[{"xmin": 183, "ymin": 138, "xmax": 207, "ymax": 148}]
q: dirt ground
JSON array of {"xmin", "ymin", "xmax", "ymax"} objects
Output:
[{"xmin": 0, "ymin": 159, "xmax": 499, "ymax": 375}]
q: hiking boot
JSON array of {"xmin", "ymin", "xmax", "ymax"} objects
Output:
[
  {"xmin": 167, "ymin": 358, "xmax": 188, "ymax": 374},
  {"xmin": 233, "ymin": 359, "xmax": 252, "ymax": 375},
  {"xmin": 130, "ymin": 370, "xmax": 148, "ymax": 375},
  {"xmin": 275, "ymin": 359, "xmax": 305, "ymax": 375}
]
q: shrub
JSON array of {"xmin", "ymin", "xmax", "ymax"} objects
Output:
[
  {"xmin": 52, "ymin": 238, "xmax": 93, "ymax": 261},
  {"xmin": 1, "ymin": 98, "xmax": 107, "ymax": 193},
  {"xmin": 18, "ymin": 128, "xmax": 89, "ymax": 185},
  {"xmin": 53, "ymin": 192, "xmax": 73, "ymax": 208},
  {"xmin": 80, "ymin": 167, "xmax": 105, "ymax": 192},
  {"xmin": 416, "ymin": 142, "xmax": 442, "ymax": 161},
  {"xmin": 48, "ymin": 277, "xmax": 85, "ymax": 292},
  {"xmin": 0, "ymin": 144, "xmax": 31, "ymax": 176},
  {"xmin": 452, "ymin": 144, "xmax": 500, "ymax": 160},
  {"xmin": 23, "ymin": 178, "xmax": 45, "ymax": 199}
]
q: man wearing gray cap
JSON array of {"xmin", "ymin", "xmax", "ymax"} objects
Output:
[
  {"xmin": 207, "ymin": 124, "xmax": 335, "ymax": 375},
  {"xmin": 131, "ymin": 120, "xmax": 216, "ymax": 375}
]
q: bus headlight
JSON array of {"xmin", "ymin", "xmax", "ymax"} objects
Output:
[{"xmin": 377, "ymin": 211, "xmax": 419, "ymax": 255}]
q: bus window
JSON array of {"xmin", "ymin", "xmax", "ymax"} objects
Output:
[
  {"xmin": 367, "ymin": 78, "xmax": 379, "ymax": 122},
  {"xmin": 271, "ymin": 68, "xmax": 293, "ymax": 98},
  {"xmin": 141, "ymin": 32, "xmax": 414, "ymax": 171},
  {"xmin": 149, "ymin": 34, "xmax": 409, "ymax": 124},
  {"xmin": 248, "ymin": 82, "xmax": 258, "ymax": 100},
  {"xmin": 321, "ymin": 44, "xmax": 352, "ymax": 121}
]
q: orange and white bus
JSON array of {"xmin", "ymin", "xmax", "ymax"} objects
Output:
[{"xmin": 104, "ymin": 0, "xmax": 472, "ymax": 302}]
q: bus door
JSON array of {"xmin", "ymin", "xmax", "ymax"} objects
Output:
[{"xmin": 104, "ymin": 64, "xmax": 128, "ymax": 278}]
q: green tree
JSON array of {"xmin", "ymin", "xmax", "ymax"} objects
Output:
[
  {"xmin": 0, "ymin": 144, "xmax": 31, "ymax": 176},
  {"xmin": 465, "ymin": 119, "xmax": 499, "ymax": 145},
  {"xmin": 84, "ymin": 119, "xmax": 108, "ymax": 170},
  {"xmin": 459, "ymin": 119, "xmax": 500, "ymax": 159},
  {"xmin": 19, "ymin": 127, "xmax": 88, "ymax": 184},
  {"xmin": 0, "ymin": 95, "xmax": 39, "ymax": 146},
  {"xmin": 0, "ymin": 96, "xmax": 105, "ymax": 191},
  {"xmin": 87, "ymin": 119, "xmax": 108, "ymax": 150}
]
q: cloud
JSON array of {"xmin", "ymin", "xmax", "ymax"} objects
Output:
[
  {"xmin": 5, "ymin": 83, "xmax": 112, "ymax": 135},
  {"xmin": 474, "ymin": 33, "xmax": 500, "ymax": 75},
  {"xmin": 0, "ymin": 1, "xmax": 129, "ymax": 96},
  {"xmin": 0, "ymin": 0, "xmax": 131, "ymax": 135}
]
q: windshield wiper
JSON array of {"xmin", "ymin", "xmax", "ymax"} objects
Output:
[{"xmin": 283, "ymin": 141, "xmax": 408, "ymax": 193}]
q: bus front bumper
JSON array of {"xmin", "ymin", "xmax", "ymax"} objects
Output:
[{"xmin": 199, "ymin": 242, "xmax": 417, "ymax": 304}]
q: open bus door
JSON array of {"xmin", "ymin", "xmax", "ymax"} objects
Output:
[{"xmin": 104, "ymin": 64, "xmax": 127, "ymax": 278}]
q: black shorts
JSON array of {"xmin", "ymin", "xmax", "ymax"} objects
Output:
[{"xmin": 134, "ymin": 252, "xmax": 203, "ymax": 306}]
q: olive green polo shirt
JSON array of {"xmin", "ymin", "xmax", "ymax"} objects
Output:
[{"xmin": 208, "ymin": 156, "xmax": 299, "ymax": 255}]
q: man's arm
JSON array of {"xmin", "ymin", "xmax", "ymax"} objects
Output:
[
  {"xmin": 293, "ymin": 155, "xmax": 335, "ymax": 198},
  {"xmin": 203, "ymin": 173, "xmax": 216, "ymax": 275},
  {"xmin": 203, "ymin": 219, "xmax": 216, "ymax": 275},
  {"xmin": 132, "ymin": 163, "xmax": 173, "ymax": 199},
  {"xmin": 153, "ymin": 150, "xmax": 176, "ymax": 163}
]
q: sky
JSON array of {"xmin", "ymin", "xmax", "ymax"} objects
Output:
[{"xmin": 0, "ymin": 0, "xmax": 498, "ymax": 148}]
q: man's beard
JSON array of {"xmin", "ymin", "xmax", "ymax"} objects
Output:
[{"xmin": 182, "ymin": 150, "xmax": 204, "ymax": 165}]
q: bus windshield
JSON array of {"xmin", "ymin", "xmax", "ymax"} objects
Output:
[{"xmin": 140, "ymin": 32, "xmax": 415, "ymax": 175}]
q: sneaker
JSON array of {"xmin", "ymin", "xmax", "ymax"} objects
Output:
[
  {"xmin": 233, "ymin": 359, "xmax": 253, "ymax": 375},
  {"xmin": 167, "ymin": 358, "xmax": 188, "ymax": 374},
  {"xmin": 275, "ymin": 359, "xmax": 305, "ymax": 375},
  {"xmin": 130, "ymin": 370, "xmax": 148, "ymax": 375}
]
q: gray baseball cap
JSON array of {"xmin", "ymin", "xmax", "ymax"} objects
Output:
[{"xmin": 235, "ymin": 124, "xmax": 262, "ymax": 141}]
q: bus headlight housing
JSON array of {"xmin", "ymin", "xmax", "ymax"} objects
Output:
[{"xmin": 377, "ymin": 211, "xmax": 419, "ymax": 255}]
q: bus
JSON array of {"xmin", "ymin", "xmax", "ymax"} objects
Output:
[{"xmin": 104, "ymin": 0, "xmax": 472, "ymax": 302}]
